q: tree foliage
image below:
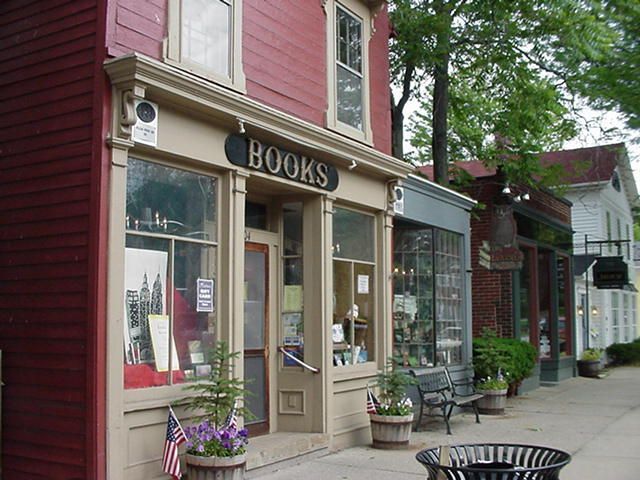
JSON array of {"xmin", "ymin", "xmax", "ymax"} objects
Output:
[{"xmin": 389, "ymin": 0, "xmax": 639, "ymax": 186}]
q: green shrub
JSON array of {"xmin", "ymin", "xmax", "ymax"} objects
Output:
[
  {"xmin": 473, "ymin": 329, "xmax": 537, "ymax": 385},
  {"xmin": 606, "ymin": 342, "xmax": 640, "ymax": 365}
]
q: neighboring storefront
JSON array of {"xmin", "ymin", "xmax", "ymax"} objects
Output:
[
  {"xmin": 392, "ymin": 175, "xmax": 475, "ymax": 379},
  {"xmin": 421, "ymin": 163, "xmax": 576, "ymax": 387},
  {"xmin": 105, "ymin": 55, "xmax": 412, "ymax": 477}
]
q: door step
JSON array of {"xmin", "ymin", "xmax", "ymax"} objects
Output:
[{"xmin": 245, "ymin": 432, "xmax": 330, "ymax": 478}]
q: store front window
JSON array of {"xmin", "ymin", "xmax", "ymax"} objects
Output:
[
  {"xmin": 538, "ymin": 251, "xmax": 552, "ymax": 359},
  {"xmin": 332, "ymin": 207, "xmax": 375, "ymax": 366},
  {"xmin": 557, "ymin": 255, "xmax": 572, "ymax": 356},
  {"xmin": 393, "ymin": 227, "xmax": 464, "ymax": 367},
  {"xmin": 282, "ymin": 202, "xmax": 304, "ymax": 366},
  {"xmin": 124, "ymin": 159, "xmax": 217, "ymax": 389}
]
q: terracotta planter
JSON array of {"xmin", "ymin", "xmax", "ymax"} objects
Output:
[
  {"xmin": 369, "ymin": 413, "xmax": 413, "ymax": 449},
  {"xmin": 577, "ymin": 359, "xmax": 601, "ymax": 378},
  {"xmin": 186, "ymin": 453, "xmax": 246, "ymax": 480},
  {"xmin": 476, "ymin": 388, "xmax": 508, "ymax": 415}
]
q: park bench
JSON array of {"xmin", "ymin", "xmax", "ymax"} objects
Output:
[{"xmin": 409, "ymin": 366, "xmax": 483, "ymax": 435}]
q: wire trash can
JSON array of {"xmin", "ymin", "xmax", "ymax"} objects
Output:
[{"xmin": 416, "ymin": 443, "xmax": 571, "ymax": 479}]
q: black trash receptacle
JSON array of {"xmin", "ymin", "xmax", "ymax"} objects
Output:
[{"xmin": 416, "ymin": 443, "xmax": 571, "ymax": 479}]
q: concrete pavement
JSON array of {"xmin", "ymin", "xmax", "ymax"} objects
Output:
[{"xmin": 254, "ymin": 366, "xmax": 640, "ymax": 479}]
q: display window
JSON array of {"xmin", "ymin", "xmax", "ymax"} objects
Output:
[
  {"xmin": 393, "ymin": 227, "xmax": 464, "ymax": 367},
  {"xmin": 281, "ymin": 202, "xmax": 305, "ymax": 366},
  {"xmin": 124, "ymin": 158, "xmax": 217, "ymax": 389},
  {"xmin": 332, "ymin": 207, "xmax": 375, "ymax": 366}
]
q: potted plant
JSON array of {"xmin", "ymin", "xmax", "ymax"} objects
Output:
[
  {"xmin": 369, "ymin": 358, "xmax": 416, "ymax": 449},
  {"xmin": 472, "ymin": 329, "xmax": 511, "ymax": 415},
  {"xmin": 179, "ymin": 341, "xmax": 253, "ymax": 480},
  {"xmin": 475, "ymin": 370, "xmax": 509, "ymax": 415},
  {"xmin": 577, "ymin": 348, "xmax": 602, "ymax": 378}
]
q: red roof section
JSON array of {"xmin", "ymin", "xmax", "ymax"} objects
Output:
[{"xmin": 539, "ymin": 143, "xmax": 624, "ymax": 185}]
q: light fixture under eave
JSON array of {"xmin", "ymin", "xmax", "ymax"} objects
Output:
[
  {"xmin": 522, "ymin": 192, "xmax": 531, "ymax": 201},
  {"xmin": 348, "ymin": 159, "xmax": 358, "ymax": 170},
  {"xmin": 591, "ymin": 306, "xmax": 599, "ymax": 316},
  {"xmin": 502, "ymin": 185, "xmax": 511, "ymax": 195},
  {"xmin": 577, "ymin": 305, "xmax": 584, "ymax": 315},
  {"xmin": 237, "ymin": 118, "xmax": 246, "ymax": 134}
]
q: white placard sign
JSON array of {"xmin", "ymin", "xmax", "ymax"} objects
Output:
[
  {"xmin": 357, "ymin": 274, "xmax": 369, "ymax": 294},
  {"xmin": 148, "ymin": 315, "xmax": 180, "ymax": 372},
  {"xmin": 133, "ymin": 99, "xmax": 158, "ymax": 147}
]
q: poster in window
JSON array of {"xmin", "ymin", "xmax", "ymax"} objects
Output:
[
  {"xmin": 148, "ymin": 314, "xmax": 181, "ymax": 372},
  {"xmin": 124, "ymin": 248, "xmax": 168, "ymax": 365},
  {"xmin": 196, "ymin": 278, "xmax": 215, "ymax": 312}
]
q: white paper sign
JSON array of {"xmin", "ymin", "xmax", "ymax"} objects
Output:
[
  {"xmin": 148, "ymin": 315, "xmax": 180, "ymax": 372},
  {"xmin": 357, "ymin": 274, "xmax": 369, "ymax": 294}
]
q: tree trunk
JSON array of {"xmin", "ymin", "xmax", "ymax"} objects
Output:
[
  {"xmin": 391, "ymin": 97, "xmax": 404, "ymax": 160},
  {"xmin": 432, "ymin": 1, "xmax": 451, "ymax": 186}
]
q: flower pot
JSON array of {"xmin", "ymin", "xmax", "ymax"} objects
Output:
[
  {"xmin": 186, "ymin": 453, "xmax": 246, "ymax": 480},
  {"xmin": 369, "ymin": 413, "xmax": 413, "ymax": 449},
  {"xmin": 476, "ymin": 388, "xmax": 508, "ymax": 415},
  {"xmin": 577, "ymin": 359, "xmax": 601, "ymax": 378}
]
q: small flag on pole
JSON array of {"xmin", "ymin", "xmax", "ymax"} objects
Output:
[
  {"xmin": 162, "ymin": 407, "xmax": 186, "ymax": 479},
  {"xmin": 224, "ymin": 399, "xmax": 239, "ymax": 430},
  {"xmin": 366, "ymin": 386, "xmax": 379, "ymax": 414}
]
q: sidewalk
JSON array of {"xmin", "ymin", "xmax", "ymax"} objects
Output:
[{"xmin": 255, "ymin": 366, "xmax": 640, "ymax": 479}]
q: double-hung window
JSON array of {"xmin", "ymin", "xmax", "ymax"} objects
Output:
[
  {"xmin": 166, "ymin": 0, "xmax": 245, "ymax": 91},
  {"xmin": 327, "ymin": 1, "xmax": 372, "ymax": 142},
  {"xmin": 336, "ymin": 6, "xmax": 363, "ymax": 131}
]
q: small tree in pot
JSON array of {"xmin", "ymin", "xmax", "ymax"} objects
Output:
[
  {"xmin": 369, "ymin": 358, "xmax": 416, "ymax": 449},
  {"xmin": 179, "ymin": 341, "xmax": 253, "ymax": 480}
]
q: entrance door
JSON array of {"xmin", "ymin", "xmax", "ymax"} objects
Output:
[{"xmin": 244, "ymin": 242, "xmax": 270, "ymax": 435}]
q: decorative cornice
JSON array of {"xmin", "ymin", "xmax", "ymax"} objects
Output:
[{"xmin": 104, "ymin": 53, "xmax": 412, "ymax": 180}]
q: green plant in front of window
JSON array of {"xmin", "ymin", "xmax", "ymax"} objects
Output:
[
  {"xmin": 605, "ymin": 340, "xmax": 640, "ymax": 365},
  {"xmin": 475, "ymin": 369, "xmax": 509, "ymax": 391},
  {"xmin": 580, "ymin": 348, "xmax": 602, "ymax": 362},
  {"xmin": 472, "ymin": 328, "xmax": 536, "ymax": 388},
  {"xmin": 179, "ymin": 341, "xmax": 253, "ymax": 429},
  {"xmin": 375, "ymin": 358, "xmax": 417, "ymax": 416}
]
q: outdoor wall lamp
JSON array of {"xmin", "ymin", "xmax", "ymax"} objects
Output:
[
  {"xmin": 591, "ymin": 306, "xmax": 599, "ymax": 316},
  {"xmin": 577, "ymin": 305, "xmax": 584, "ymax": 315}
]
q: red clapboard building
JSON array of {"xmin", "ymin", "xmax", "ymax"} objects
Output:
[{"xmin": 1, "ymin": 1, "xmax": 412, "ymax": 478}]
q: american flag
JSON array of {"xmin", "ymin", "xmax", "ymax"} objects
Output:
[
  {"xmin": 224, "ymin": 399, "xmax": 239, "ymax": 430},
  {"xmin": 162, "ymin": 408, "xmax": 186, "ymax": 479},
  {"xmin": 366, "ymin": 386, "xmax": 379, "ymax": 414}
]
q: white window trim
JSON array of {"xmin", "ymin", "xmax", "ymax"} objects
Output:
[
  {"xmin": 325, "ymin": 0, "xmax": 374, "ymax": 145},
  {"xmin": 165, "ymin": 0, "xmax": 246, "ymax": 93}
]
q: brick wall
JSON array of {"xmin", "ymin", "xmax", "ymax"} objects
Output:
[{"xmin": 466, "ymin": 176, "xmax": 570, "ymax": 339}]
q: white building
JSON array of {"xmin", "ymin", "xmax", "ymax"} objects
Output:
[{"xmin": 541, "ymin": 144, "xmax": 639, "ymax": 356}]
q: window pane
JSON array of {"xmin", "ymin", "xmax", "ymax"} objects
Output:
[
  {"xmin": 337, "ymin": 65, "xmax": 362, "ymax": 130},
  {"xmin": 519, "ymin": 249, "xmax": 531, "ymax": 342},
  {"xmin": 333, "ymin": 207, "xmax": 373, "ymax": 261},
  {"xmin": 435, "ymin": 230, "xmax": 463, "ymax": 365},
  {"xmin": 332, "ymin": 260, "xmax": 374, "ymax": 366},
  {"xmin": 246, "ymin": 200, "xmax": 268, "ymax": 230},
  {"xmin": 283, "ymin": 203, "xmax": 303, "ymax": 256},
  {"xmin": 126, "ymin": 158, "xmax": 216, "ymax": 241},
  {"xmin": 336, "ymin": 6, "xmax": 361, "ymax": 72},
  {"xmin": 174, "ymin": 242, "xmax": 217, "ymax": 381},
  {"xmin": 124, "ymin": 237, "xmax": 171, "ymax": 388},
  {"xmin": 393, "ymin": 228, "xmax": 435, "ymax": 367},
  {"xmin": 182, "ymin": 0, "xmax": 230, "ymax": 77}
]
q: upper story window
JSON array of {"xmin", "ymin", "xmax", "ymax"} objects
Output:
[
  {"xmin": 326, "ymin": 1, "xmax": 373, "ymax": 143},
  {"xmin": 336, "ymin": 6, "xmax": 363, "ymax": 131},
  {"xmin": 166, "ymin": 0, "xmax": 245, "ymax": 91}
]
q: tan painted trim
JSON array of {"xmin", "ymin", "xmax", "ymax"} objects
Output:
[
  {"xmin": 104, "ymin": 54, "xmax": 412, "ymax": 179},
  {"xmin": 165, "ymin": 0, "xmax": 246, "ymax": 93},
  {"xmin": 325, "ymin": 0, "xmax": 374, "ymax": 144}
]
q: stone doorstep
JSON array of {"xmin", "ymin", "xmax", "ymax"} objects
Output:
[{"xmin": 245, "ymin": 432, "xmax": 330, "ymax": 478}]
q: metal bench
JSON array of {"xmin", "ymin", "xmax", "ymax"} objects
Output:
[{"xmin": 409, "ymin": 366, "xmax": 483, "ymax": 435}]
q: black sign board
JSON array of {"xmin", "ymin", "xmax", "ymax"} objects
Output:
[
  {"xmin": 225, "ymin": 134, "xmax": 339, "ymax": 191},
  {"xmin": 593, "ymin": 256, "xmax": 628, "ymax": 289}
]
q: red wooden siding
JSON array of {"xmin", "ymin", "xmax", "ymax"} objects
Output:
[
  {"xmin": 368, "ymin": 8, "xmax": 392, "ymax": 155},
  {"xmin": 244, "ymin": 0, "xmax": 327, "ymax": 126},
  {"xmin": 0, "ymin": 0, "xmax": 103, "ymax": 477},
  {"xmin": 106, "ymin": 0, "xmax": 393, "ymax": 155}
]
